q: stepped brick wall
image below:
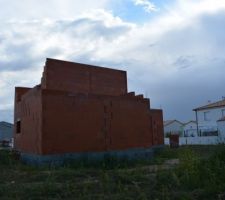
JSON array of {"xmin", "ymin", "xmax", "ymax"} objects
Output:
[{"xmin": 14, "ymin": 58, "xmax": 164, "ymax": 156}]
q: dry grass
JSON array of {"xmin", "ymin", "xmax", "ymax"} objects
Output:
[{"xmin": 0, "ymin": 145, "xmax": 225, "ymax": 200}]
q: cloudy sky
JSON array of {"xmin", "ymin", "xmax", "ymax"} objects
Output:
[{"xmin": 1, "ymin": 0, "xmax": 225, "ymax": 123}]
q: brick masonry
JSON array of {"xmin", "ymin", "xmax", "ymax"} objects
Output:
[{"xmin": 14, "ymin": 58, "xmax": 164, "ymax": 163}]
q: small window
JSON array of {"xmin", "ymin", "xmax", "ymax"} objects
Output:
[
  {"xmin": 204, "ymin": 111, "xmax": 210, "ymax": 121},
  {"xmin": 16, "ymin": 120, "xmax": 21, "ymax": 134}
]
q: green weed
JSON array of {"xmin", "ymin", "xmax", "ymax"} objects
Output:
[{"xmin": 0, "ymin": 145, "xmax": 225, "ymax": 199}]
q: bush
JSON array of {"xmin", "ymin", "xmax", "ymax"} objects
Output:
[{"xmin": 154, "ymin": 145, "xmax": 225, "ymax": 199}]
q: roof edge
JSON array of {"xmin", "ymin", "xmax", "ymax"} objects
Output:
[{"xmin": 46, "ymin": 58, "xmax": 127, "ymax": 73}]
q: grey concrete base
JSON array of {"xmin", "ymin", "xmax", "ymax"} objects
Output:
[{"xmin": 20, "ymin": 145, "xmax": 165, "ymax": 166}]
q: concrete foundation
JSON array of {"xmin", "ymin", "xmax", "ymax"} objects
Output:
[{"xmin": 20, "ymin": 145, "xmax": 164, "ymax": 166}]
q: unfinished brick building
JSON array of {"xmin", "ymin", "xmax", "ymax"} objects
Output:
[{"xmin": 14, "ymin": 58, "xmax": 164, "ymax": 165}]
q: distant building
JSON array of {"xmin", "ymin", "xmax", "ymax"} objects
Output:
[
  {"xmin": 183, "ymin": 121, "xmax": 197, "ymax": 137},
  {"xmin": 217, "ymin": 117, "xmax": 225, "ymax": 142},
  {"xmin": 164, "ymin": 120, "xmax": 183, "ymax": 136},
  {"xmin": 193, "ymin": 99, "xmax": 225, "ymax": 136},
  {"xmin": 0, "ymin": 121, "xmax": 13, "ymax": 145}
]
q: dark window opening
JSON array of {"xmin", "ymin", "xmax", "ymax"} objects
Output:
[{"xmin": 16, "ymin": 120, "xmax": 21, "ymax": 134}]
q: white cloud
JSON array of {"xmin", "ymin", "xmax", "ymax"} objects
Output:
[
  {"xmin": 0, "ymin": 10, "xmax": 134, "ymax": 71},
  {"xmin": 0, "ymin": 0, "xmax": 110, "ymax": 21},
  {"xmin": 1, "ymin": 0, "xmax": 225, "ymax": 122},
  {"xmin": 133, "ymin": 0, "xmax": 158, "ymax": 13},
  {"xmin": 0, "ymin": 9, "xmax": 134, "ymax": 122}
]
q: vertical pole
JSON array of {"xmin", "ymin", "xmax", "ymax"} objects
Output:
[{"xmin": 195, "ymin": 111, "xmax": 199, "ymax": 136}]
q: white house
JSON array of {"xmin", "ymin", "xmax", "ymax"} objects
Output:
[
  {"xmin": 163, "ymin": 120, "xmax": 183, "ymax": 136},
  {"xmin": 217, "ymin": 117, "xmax": 225, "ymax": 142},
  {"xmin": 193, "ymin": 99, "xmax": 225, "ymax": 136},
  {"xmin": 183, "ymin": 121, "xmax": 197, "ymax": 137},
  {"xmin": 0, "ymin": 121, "xmax": 13, "ymax": 146}
]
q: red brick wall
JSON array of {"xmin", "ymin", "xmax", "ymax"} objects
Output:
[
  {"xmin": 14, "ymin": 59, "xmax": 164, "ymax": 155},
  {"xmin": 149, "ymin": 109, "xmax": 164, "ymax": 146},
  {"xmin": 41, "ymin": 90, "xmax": 105, "ymax": 154},
  {"xmin": 14, "ymin": 88, "xmax": 164, "ymax": 155},
  {"xmin": 107, "ymin": 98, "xmax": 152, "ymax": 150},
  {"xmin": 14, "ymin": 87, "xmax": 31, "ymax": 103},
  {"xmin": 41, "ymin": 58, "xmax": 127, "ymax": 96},
  {"xmin": 41, "ymin": 90, "xmax": 155, "ymax": 155},
  {"xmin": 14, "ymin": 86, "xmax": 42, "ymax": 154}
]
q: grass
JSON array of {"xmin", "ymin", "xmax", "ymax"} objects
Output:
[{"xmin": 0, "ymin": 145, "xmax": 225, "ymax": 199}]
